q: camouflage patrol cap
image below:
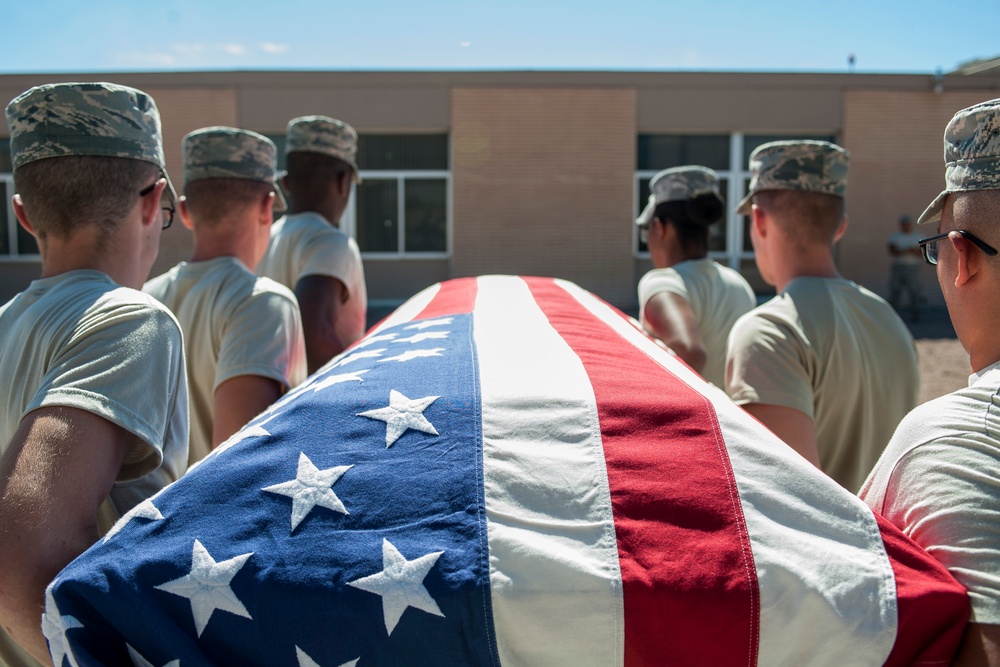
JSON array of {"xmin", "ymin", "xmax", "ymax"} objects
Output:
[
  {"xmin": 5, "ymin": 81, "xmax": 177, "ymax": 201},
  {"xmin": 183, "ymin": 127, "xmax": 287, "ymax": 211},
  {"xmin": 635, "ymin": 166, "xmax": 721, "ymax": 226},
  {"xmin": 286, "ymin": 115, "xmax": 361, "ymax": 183},
  {"xmin": 918, "ymin": 98, "xmax": 1000, "ymax": 225},
  {"xmin": 734, "ymin": 140, "xmax": 850, "ymax": 215}
]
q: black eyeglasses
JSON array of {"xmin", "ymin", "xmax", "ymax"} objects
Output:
[
  {"xmin": 918, "ymin": 230, "xmax": 998, "ymax": 266},
  {"xmin": 139, "ymin": 173, "xmax": 175, "ymax": 230}
]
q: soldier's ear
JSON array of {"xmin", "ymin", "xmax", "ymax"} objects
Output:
[
  {"xmin": 950, "ymin": 231, "xmax": 980, "ymax": 287},
  {"xmin": 833, "ymin": 215, "xmax": 849, "ymax": 242},
  {"xmin": 258, "ymin": 191, "xmax": 275, "ymax": 225},
  {"xmin": 178, "ymin": 197, "xmax": 195, "ymax": 231},
  {"xmin": 11, "ymin": 194, "xmax": 35, "ymax": 237},
  {"xmin": 751, "ymin": 205, "xmax": 768, "ymax": 238}
]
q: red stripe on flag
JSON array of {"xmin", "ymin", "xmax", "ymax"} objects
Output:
[
  {"xmin": 875, "ymin": 513, "xmax": 969, "ymax": 666},
  {"xmin": 524, "ymin": 277, "xmax": 759, "ymax": 666},
  {"xmin": 414, "ymin": 276, "xmax": 479, "ymax": 320}
]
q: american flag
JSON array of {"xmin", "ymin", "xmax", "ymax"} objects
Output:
[{"xmin": 46, "ymin": 275, "xmax": 967, "ymax": 666}]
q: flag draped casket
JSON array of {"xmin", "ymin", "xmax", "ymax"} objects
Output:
[{"xmin": 46, "ymin": 276, "xmax": 967, "ymax": 666}]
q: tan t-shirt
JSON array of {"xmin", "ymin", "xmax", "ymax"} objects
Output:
[
  {"xmin": 726, "ymin": 277, "xmax": 918, "ymax": 491},
  {"xmin": 861, "ymin": 361, "xmax": 1000, "ymax": 623},
  {"xmin": 145, "ymin": 257, "xmax": 307, "ymax": 464},
  {"xmin": 638, "ymin": 258, "xmax": 756, "ymax": 387},
  {"xmin": 256, "ymin": 212, "xmax": 367, "ymax": 349},
  {"xmin": 0, "ymin": 270, "xmax": 189, "ymax": 667}
]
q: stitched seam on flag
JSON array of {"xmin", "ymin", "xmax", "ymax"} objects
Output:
[
  {"xmin": 704, "ymin": 400, "xmax": 759, "ymax": 667},
  {"xmin": 467, "ymin": 290, "xmax": 502, "ymax": 667}
]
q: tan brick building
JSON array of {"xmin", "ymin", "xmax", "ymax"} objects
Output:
[{"xmin": 1, "ymin": 69, "xmax": 999, "ymax": 311}]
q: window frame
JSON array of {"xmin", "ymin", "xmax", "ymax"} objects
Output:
[
  {"xmin": 634, "ymin": 132, "xmax": 835, "ymax": 269},
  {"xmin": 0, "ymin": 172, "xmax": 40, "ymax": 261},
  {"xmin": 344, "ymin": 168, "xmax": 452, "ymax": 260}
]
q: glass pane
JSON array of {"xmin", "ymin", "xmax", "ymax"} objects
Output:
[
  {"xmin": 636, "ymin": 178, "xmax": 651, "ymax": 253},
  {"xmin": 0, "ymin": 139, "xmax": 11, "ymax": 173},
  {"xmin": 742, "ymin": 134, "xmax": 837, "ymax": 165},
  {"xmin": 358, "ymin": 135, "xmax": 448, "ymax": 170},
  {"xmin": 356, "ymin": 179, "xmax": 398, "ymax": 253},
  {"xmin": 0, "ymin": 185, "xmax": 9, "ymax": 256},
  {"xmin": 708, "ymin": 178, "xmax": 728, "ymax": 253},
  {"xmin": 263, "ymin": 134, "xmax": 287, "ymax": 172},
  {"xmin": 742, "ymin": 177, "xmax": 752, "ymax": 251},
  {"xmin": 636, "ymin": 177, "xmax": 728, "ymax": 253},
  {"xmin": 637, "ymin": 135, "xmax": 729, "ymax": 170},
  {"xmin": 404, "ymin": 179, "xmax": 447, "ymax": 253}
]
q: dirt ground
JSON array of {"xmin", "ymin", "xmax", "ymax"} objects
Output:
[{"xmin": 909, "ymin": 306, "xmax": 968, "ymax": 405}]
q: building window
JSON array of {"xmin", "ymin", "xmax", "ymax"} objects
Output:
[
  {"xmin": 635, "ymin": 133, "xmax": 835, "ymax": 269},
  {"xmin": 0, "ymin": 139, "xmax": 39, "ymax": 259},
  {"xmin": 267, "ymin": 133, "xmax": 450, "ymax": 258}
]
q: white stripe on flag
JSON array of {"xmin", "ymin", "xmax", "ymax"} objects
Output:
[
  {"xmin": 556, "ymin": 279, "xmax": 898, "ymax": 667},
  {"xmin": 473, "ymin": 276, "xmax": 624, "ymax": 667}
]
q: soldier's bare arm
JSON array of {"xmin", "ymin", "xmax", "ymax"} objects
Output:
[{"xmin": 295, "ymin": 274, "xmax": 349, "ymax": 374}]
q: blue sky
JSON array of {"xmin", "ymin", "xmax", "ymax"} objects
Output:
[{"xmin": 3, "ymin": 0, "xmax": 998, "ymax": 74}]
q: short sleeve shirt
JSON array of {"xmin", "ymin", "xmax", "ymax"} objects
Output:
[
  {"xmin": 638, "ymin": 258, "xmax": 756, "ymax": 387},
  {"xmin": 0, "ymin": 270, "xmax": 188, "ymax": 492},
  {"xmin": 860, "ymin": 362, "xmax": 1000, "ymax": 623},
  {"xmin": 145, "ymin": 257, "xmax": 307, "ymax": 464},
  {"xmin": 256, "ymin": 212, "xmax": 367, "ymax": 348},
  {"xmin": 726, "ymin": 277, "xmax": 919, "ymax": 491}
]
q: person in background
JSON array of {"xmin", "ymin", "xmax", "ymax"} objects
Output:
[
  {"xmin": 862, "ymin": 98, "xmax": 1000, "ymax": 667},
  {"xmin": 635, "ymin": 166, "xmax": 755, "ymax": 387},
  {"xmin": 257, "ymin": 116, "xmax": 367, "ymax": 374},
  {"xmin": 887, "ymin": 213, "xmax": 924, "ymax": 320},
  {"xmin": 145, "ymin": 127, "xmax": 306, "ymax": 464},
  {"xmin": 726, "ymin": 140, "xmax": 918, "ymax": 492},
  {"xmin": 0, "ymin": 82, "xmax": 188, "ymax": 665}
]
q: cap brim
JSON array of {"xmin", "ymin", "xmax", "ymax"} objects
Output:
[
  {"xmin": 735, "ymin": 191, "xmax": 754, "ymax": 216},
  {"xmin": 917, "ymin": 190, "xmax": 948, "ymax": 225},
  {"xmin": 162, "ymin": 170, "xmax": 179, "ymax": 207},
  {"xmin": 635, "ymin": 198, "xmax": 655, "ymax": 226},
  {"xmin": 271, "ymin": 185, "xmax": 288, "ymax": 212}
]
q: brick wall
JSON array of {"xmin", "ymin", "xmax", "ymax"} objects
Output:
[
  {"xmin": 841, "ymin": 89, "xmax": 998, "ymax": 304},
  {"xmin": 451, "ymin": 87, "xmax": 637, "ymax": 306}
]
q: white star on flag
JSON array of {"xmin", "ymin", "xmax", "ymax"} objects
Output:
[
  {"xmin": 212, "ymin": 414, "xmax": 278, "ymax": 457},
  {"xmin": 155, "ymin": 540, "xmax": 254, "ymax": 637},
  {"xmin": 333, "ymin": 349, "xmax": 386, "ymax": 367},
  {"xmin": 43, "ymin": 585, "xmax": 81, "ymax": 667},
  {"xmin": 405, "ymin": 317, "xmax": 453, "ymax": 330},
  {"xmin": 103, "ymin": 497, "xmax": 164, "ymax": 542},
  {"xmin": 350, "ymin": 332, "xmax": 398, "ymax": 350},
  {"xmin": 127, "ymin": 644, "xmax": 180, "ymax": 667},
  {"xmin": 358, "ymin": 390, "xmax": 439, "ymax": 447},
  {"xmin": 393, "ymin": 331, "xmax": 450, "ymax": 344},
  {"xmin": 347, "ymin": 538, "xmax": 445, "ymax": 636},
  {"xmin": 378, "ymin": 348, "xmax": 445, "ymax": 364},
  {"xmin": 295, "ymin": 646, "xmax": 359, "ymax": 667},
  {"xmin": 311, "ymin": 369, "xmax": 369, "ymax": 392},
  {"xmin": 263, "ymin": 452, "xmax": 352, "ymax": 531}
]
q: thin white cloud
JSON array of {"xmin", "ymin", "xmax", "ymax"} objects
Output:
[
  {"xmin": 116, "ymin": 52, "xmax": 177, "ymax": 66},
  {"xmin": 681, "ymin": 48, "xmax": 702, "ymax": 67},
  {"xmin": 260, "ymin": 42, "xmax": 290, "ymax": 55},
  {"xmin": 172, "ymin": 43, "xmax": 205, "ymax": 55},
  {"xmin": 218, "ymin": 43, "xmax": 246, "ymax": 56},
  {"xmin": 459, "ymin": 41, "xmax": 471, "ymax": 48}
]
